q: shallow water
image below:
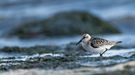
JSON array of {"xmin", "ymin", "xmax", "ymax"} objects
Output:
[
  {"xmin": 82, "ymin": 49, "xmax": 135, "ymax": 57},
  {"xmin": 0, "ymin": 34, "xmax": 135, "ymax": 48},
  {"xmin": 0, "ymin": 36, "xmax": 80, "ymax": 47},
  {"xmin": 78, "ymin": 49, "xmax": 135, "ymax": 67}
]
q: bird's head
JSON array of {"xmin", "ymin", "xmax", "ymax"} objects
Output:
[{"xmin": 76, "ymin": 33, "xmax": 91, "ymax": 45}]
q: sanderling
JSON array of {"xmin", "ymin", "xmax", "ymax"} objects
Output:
[{"xmin": 76, "ymin": 33, "xmax": 122, "ymax": 57}]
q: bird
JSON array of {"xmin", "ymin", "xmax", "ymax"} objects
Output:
[{"xmin": 76, "ymin": 33, "xmax": 122, "ymax": 57}]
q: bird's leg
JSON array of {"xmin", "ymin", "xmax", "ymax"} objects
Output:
[{"xmin": 100, "ymin": 49, "xmax": 108, "ymax": 57}]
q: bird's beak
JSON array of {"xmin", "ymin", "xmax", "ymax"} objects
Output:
[{"xmin": 76, "ymin": 37, "xmax": 85, "ymax": 45}]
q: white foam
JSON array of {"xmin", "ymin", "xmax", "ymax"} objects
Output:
[{"xmin": 0, "ymin": 53, "xmax": 63, "ymax": 62}]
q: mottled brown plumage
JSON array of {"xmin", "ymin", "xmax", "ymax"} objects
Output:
[{"xmin": 90, "ymin": 37, "xmax": 119, "ymax": 48}]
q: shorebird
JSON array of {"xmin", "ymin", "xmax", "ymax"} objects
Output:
[{"xmin": 76, "ymin": 33, "xmax": 122, "ymax": 57}]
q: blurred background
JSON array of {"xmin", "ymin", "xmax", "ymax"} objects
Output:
[
  {"xmin": 0, "ymin": 0, "xmax": 135, "ymax": 47},
  {"xmin": 1, "ymin": 0, "xmax": 135, "ymax": 75}
]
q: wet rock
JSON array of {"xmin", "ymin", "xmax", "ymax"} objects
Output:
[
  {"xmin": 8, "ymin": 11, "xmax": 120, "ymax": 38},
  {"xmin": 0, "ymin": 45, "xmax": 62, "ymax": 54},
  {"xmin": 110, "ymin": 16, "xmax": 135, "ymax": 26},
  {"xmin": 109, "ymin": 16, "xmax": 135, "ymax": 34},
  {"xmin": 1, "ymin": 44, "xmax": 135, "ymax": 71},
  {"xmin": 1, "ymin": 61, "xmax": 135, "ymax": 75},
  {"xmin": 0, "ymin": 56, "xmax": 81, "ymax": 71}
]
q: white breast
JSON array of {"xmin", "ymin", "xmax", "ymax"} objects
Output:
[{"xmin": 81, "ymin": 42, "xmax": 114, "ymax": 54}]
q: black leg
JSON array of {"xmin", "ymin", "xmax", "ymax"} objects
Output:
[
  {"xmin": 102, "ymin": 49, "xmax": 108, "ymax": 55},
  {"xmin": 100, "ymin": 49, "xmax": 108, "ymax": 57}
]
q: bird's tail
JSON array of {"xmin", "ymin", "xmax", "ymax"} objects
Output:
[{"xmin": 116, "ymin": 41, "xmax": 122, "ymax": 44}]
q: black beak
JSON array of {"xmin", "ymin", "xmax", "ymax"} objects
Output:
[{"xmin": 76, "ymin": 37, "xmax": 85, "ymax": 45}]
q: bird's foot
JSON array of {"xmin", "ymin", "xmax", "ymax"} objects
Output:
[{"xmin": 100, "ymin": 54, "xmax": 103, "ymax": 57}]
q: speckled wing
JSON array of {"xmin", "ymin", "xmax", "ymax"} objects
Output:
[{"xmin": 90, "ymin": 37, "xmax": 110, "ymax": 48}]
